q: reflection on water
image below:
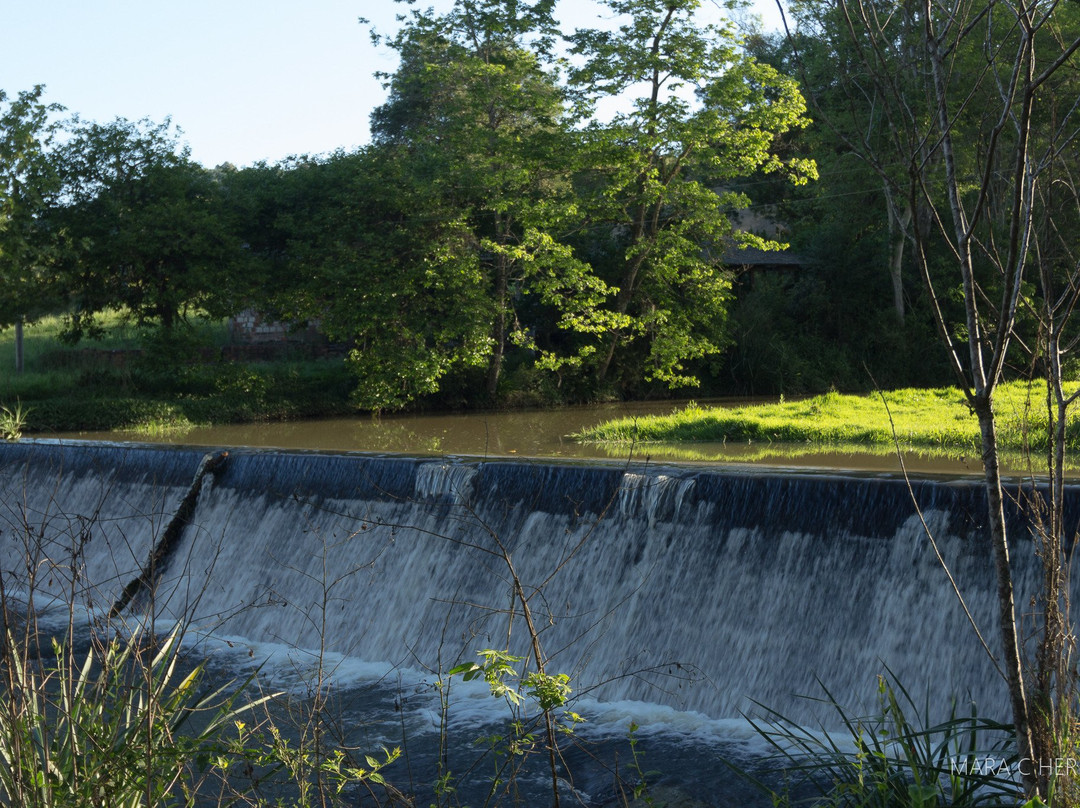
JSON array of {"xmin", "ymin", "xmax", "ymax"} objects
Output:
[{"xmin": 51, "ymin": 398, "xmax": 1020, "ymax": 476}]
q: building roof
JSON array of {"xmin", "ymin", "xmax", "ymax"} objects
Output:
[{"xmin": 723, "ymin": 245, "xmax": 804, "ymax": 268}]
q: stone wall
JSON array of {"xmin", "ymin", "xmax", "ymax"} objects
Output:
[{"xmin": 228, "ymin": 309, "xmax": 324, "ymax": 344}]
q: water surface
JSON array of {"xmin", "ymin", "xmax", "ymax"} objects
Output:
[{"xmin": 56, "ymin": 399, "xmax": 1000, "ymax": 477}]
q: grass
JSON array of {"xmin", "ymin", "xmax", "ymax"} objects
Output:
[
  {"xmin": 738, "ymin": 673, "xmax": 1022, "ymax": 807},
  {"xmin": 585, "ymin": 437, "xmax": 991, "ymax": 466},
  {"xmin": 0, "ymin": 315, "xmax": 357, "ymax": 434},
  {"xmin": 575, "ymin": 384, "xmax": 1080, "ymax": 456}
]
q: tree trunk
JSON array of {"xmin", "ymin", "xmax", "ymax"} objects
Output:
[
  {"xmin": 595, "ymin": 14, "xmax": 672, "ymax": 387},
  {"xmin": 1031, "ymin": 312, "xmax": 1072, "ymax": 795},
  {"xmin": 485, "ymin": 240, "xmax": 509, "ymax": 402},
  {"xmin": 594, "ymin": 259, "xmax": 640, "ymax": 385},
  {"xmin": 974, "ymin": 395, "xmax": 1036, "ymax": 794},
  {"xmin": 14, "ymin": 318, "xmax": 23, "ymax": 374},
  {"xmin": 595, "ymin": 198, "xmax": 654, "ymax": 384},
  {"xmin": 886, "ymin": 196, "xmax": 911, "ymax": 324}
]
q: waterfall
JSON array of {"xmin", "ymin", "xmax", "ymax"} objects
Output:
[
  {"xmin": 0, "ymin": 441, "xmax": 208, "ymax": 618},
  {"xmin": 0, "ymin": 440, "xmax": 1068, "ymax": 725}
]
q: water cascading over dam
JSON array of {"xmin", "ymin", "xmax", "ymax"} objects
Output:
[{"xmin": 0, "ymin": 439, "xmax": 1068, "ymax": 724}]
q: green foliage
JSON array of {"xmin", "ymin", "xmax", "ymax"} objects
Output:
[
  {"xmin": 130, "ymin": 324, "xmax": 219, "ymax": 392},
  {"xmin": 368, "ymin": 0, "xmax": 618, "ymax": 404},
  {"xmin": 0, "ymin": 1, "xmax": 821, "ymax": 408},
  {"xmin": 288, "ymin": 0, "xmax": 818, "ymax": 407},
  {"xmin": 445, "ymin": 649, "xmax": 582, "ymax": 804},
  {"xmin": 523, "ymin": 670, "xmax": 572, "ymax": 713},
  {"xmin": 0, "ymin": 623, "xmax": 275, "ymax": 807},
  {"xmin": 50, "ymin": 118, "xmax": 244, "ymax": 334},
  {"xmin": 719, "ymin": 230, "xmax": 955, "ymax": 397},
  {"xmin": 624, "ymin": 721, "xmax": 659, "ymax": 805},
  {"xmin": 449, "ymin": 649, "xmax": 573, "ymax": 714},
  {"xmin": 0, "ymin": 86, "xmax": 66, "ymax": 328},
  {"xmin": 222, "ymin": 721, "xmax": 400, "ymax": 806},
  {"xmin": 229, "ymin": 151, "xmax": 496, "ymax": 412},
  {"xmin": 741, "ymin": 675, "xmax": 1020, "ymax": 807},
  {"xmin": 0, "ymin": 401, "xmax": 28, "ymax": 441},
  {"xmin": 567, "ymin": 0, "xmax": 815, "ymax": 391},
  {"xmin": 0, "ymin": 611, "xmax": 412, "ymax": 808}
]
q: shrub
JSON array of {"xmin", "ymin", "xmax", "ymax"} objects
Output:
[{"xmin": 0, "ymin": 622, "xmax": 269, "ymax": 807}]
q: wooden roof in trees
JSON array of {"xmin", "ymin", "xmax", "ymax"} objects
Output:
[{"xmin": 723, "ymin": 246, "xmax": 805, "ymax": 271}]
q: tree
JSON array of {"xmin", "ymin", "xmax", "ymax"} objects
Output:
[
  {"xmin": 779, "ymin": 0, "xmax": 1080, "ymax": 796},
  {"xmin": 0, "ymin": 86, "xmax": 65, "ymax": 370},
  {"xmin": 568, "ymin": 0, "xmax": 816, "ymax": 391},
  {"xmin": 733, "ymin": 27, "xmax": 956, "ymax": 394},
  {"xmin": 232, "ymin": 149, "xmax": 497, "ymax": 412},
  {"xmin": 50, "ymin": 117, "xmax": 242, "ymax": 338},
  {"xmin": 762, "ymin": 0, "xmax": 935, "ymax": 326},
  {"xmin": 370, "ymin": 0, "xmax": 619, "ymax": 404}
]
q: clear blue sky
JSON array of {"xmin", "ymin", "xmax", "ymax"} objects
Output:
[{"xmin": 3, "ymin": 1, "xmax": 784, "ymax": 169}]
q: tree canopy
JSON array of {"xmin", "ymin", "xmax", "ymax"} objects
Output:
[
  {"xmin": 336, "ymin": 0, "xmax": 814, "ymax": 406},
  {"xmin": 0, "ymin": 0, "xmax": 821, "ymax": 408},
  {"xmin": 0, "ymin": 86, "xmax": 65, "ymax": 328},
  {"xmin": 568, "ymin": 0, "xmax": 815, "ymax": 390},
  {"xmin": 49, "ymin": 118, "xmax": 243, "ymax": 339}
]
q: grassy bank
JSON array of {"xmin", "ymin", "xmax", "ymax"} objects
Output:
[
  {"xmin": 575, "ymin": 384, "xmax": 1080, "ymax": 455},
  {"xmin": 0, "ymin": 316, "xmax": 357, "ymax": 434}
]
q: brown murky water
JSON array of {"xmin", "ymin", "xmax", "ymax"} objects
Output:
[{"xmin": 55, "ymin": 399, "xmax": 1004, "ymax": 477}]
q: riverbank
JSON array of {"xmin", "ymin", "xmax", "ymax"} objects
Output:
[
  {"xmin": 574, "ymin": 385, "xmax": 1080, "ymax": 456},
  {"xmin": 0, "ymin": 316, "xmax": 357, "ymax": 435},
  {"xmin": 8, "ymin": 318, "xmax": 1076, "ymax": 468}
]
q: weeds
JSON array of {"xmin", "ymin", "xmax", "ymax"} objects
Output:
[
  {"xmin": 739, "ymin": 674, "xmax": 1021, "ymax": 807},
  {"xmin": 0, "ymin": 620, "xmax": 274, "ymax": 807},
  {"xmin": 0, "ymin": 401, "xmax": 28, "ymax": 441}
]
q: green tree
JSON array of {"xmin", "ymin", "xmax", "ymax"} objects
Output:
[
  {"xmin": 568, "ymin": 0, "xmax": 816, "ymax": 391},
  {"xmin": 234, "ymin": 149, "xmax": 497, "ymax": 412},
  {"xmin": 371, "ymin": 0, "xmax": 618, "ymax": 404},
  {"xmin": 0, "ymin": 86, "xmax": 65, "ymax": 370},
  {"xmin": 764, "ymin": 0, "xmax": 934, "ymax": 326},
  {"xmin": 732, "ymin": 27, "xmax": 955, "ymax": 393},
  {"xmin": 51, "ymin": 117, "xmax": 242, "ymax": 338}
]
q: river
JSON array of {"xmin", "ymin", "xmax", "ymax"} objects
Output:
[{"xmin": 56, "ymin": 399, "xmax": 996, "ymax": 476}]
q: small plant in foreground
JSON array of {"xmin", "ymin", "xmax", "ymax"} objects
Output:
[
  {"xmin": 449, "ymin": 648, "xmax": 574, "ymax": 715},
  {"xmin": 445, "ymin": 649, "xmax": 583, "ymax": 804},
  {"xmin": 0, "ymin": 615, "xmax": 407, "ymax": 808},
  {"xmin": 620, "ymin": 720, "xmax": 658, "ymax": 806},
  {"xmin": 0, "ymin": 622, "xmax": 274, "ymax": 807},
  {"xmin": 223, "ymin": 720, "xmax": 400, "ymax": 807},
  {"xmin": 739, "ymin": 674, "xmax": 1021, "ymax": 807},
  {"xmin": 0, "ymin": 401, "xmax": 28, "ymax": 441}
]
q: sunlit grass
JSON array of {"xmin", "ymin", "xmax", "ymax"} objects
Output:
[
  {"xmin": 122, "ymin": 413, "xmax": 198, "ymax": 438},
  {"xmin": 575, "ymin": 383, "xmax": 1080, "ymax": 455}
]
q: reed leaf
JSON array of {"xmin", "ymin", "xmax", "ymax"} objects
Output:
[{"xmin": 734, "ymin": 673, "xmax": 1021, "ymax": 807}]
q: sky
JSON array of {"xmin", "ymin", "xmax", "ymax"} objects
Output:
[{"xmin": 3, "ymin": 1, "xmax": 786, "ymax": 169}]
